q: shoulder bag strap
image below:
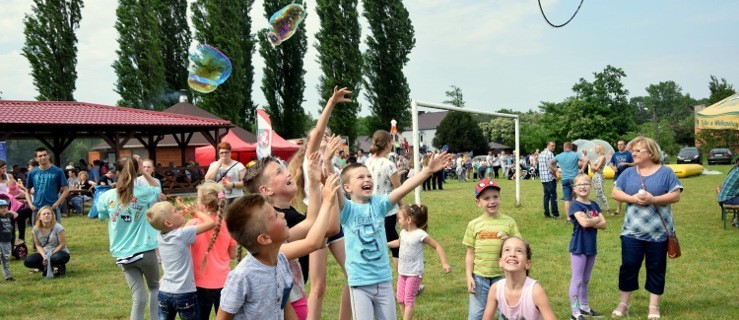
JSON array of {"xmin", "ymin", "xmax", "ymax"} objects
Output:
[{"xmin": 638, "ymin": 168, "xmax": 673, "ymax": 236}]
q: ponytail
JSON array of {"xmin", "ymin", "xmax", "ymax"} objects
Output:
[{"xmin": 116, "ymin": 157, "xmax": 137, "ymax": 208}]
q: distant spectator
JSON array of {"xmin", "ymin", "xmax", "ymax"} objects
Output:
[
  {"xmin": 356, "ymin": 149, "xmax": 368, "ymax": 164},
  {"xmin": 25, "ymin": 148, "xmax": 69, "ymax": 224}
]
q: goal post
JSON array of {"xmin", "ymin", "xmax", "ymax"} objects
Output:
[{"xmin": 410, "ymin": 100, "xmax": 521, "ymax": 206}]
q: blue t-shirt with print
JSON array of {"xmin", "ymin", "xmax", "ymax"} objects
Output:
[
  {"xmin": 340, "ymin": 194, "xmax": 393, "ymax": 287},
  {"xmin": 568, "ymin": 200, "xmax": 601, "ymax": 255},
  {"xmin": 615, "ymin": 166, "xmax": 682, "ymax": 241},
  {"xmin": 610, "ymin": 151, "xmax": 634, "ymax": 180},
  {"xmin": 97, "ymin": 186, "xmax": 160, "ymax": 258},
  {"xmin": 555, "ymin": 151, "xmax": 580, "ymax": 180},
  {"xmin": 27, "ymin": 165, "xmax": 66, "ymax": 208}
]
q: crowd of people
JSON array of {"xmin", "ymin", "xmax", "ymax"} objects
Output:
[{"xmin": 4, "ymin": 85, "xmax": 738, "ymax": 319}]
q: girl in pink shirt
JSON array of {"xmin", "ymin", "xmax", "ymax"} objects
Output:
[
  {"xmin": 186, "ymin": 181, "xmax": 237, "ymax": 320},
  {"xmin": 483, "ymin": 237, "xmax": 556, "ymax": 320}
]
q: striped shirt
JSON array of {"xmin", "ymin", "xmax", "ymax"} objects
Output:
[
  {"xmin": 538, "ymin": 149, "xmax": 555, "ymax": 182},
  {"xmin": 462, "ymin": 214, "xmax": 521, "ymax": 278}
]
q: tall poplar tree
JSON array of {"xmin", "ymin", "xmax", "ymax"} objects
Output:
[
  {"xmin": 191, "ymin": 0, "xmax": 256, "ymax": 128},
  {"xmin": 363, "ymin": 0, "xmax": 416, "ymax": 133},
  {"xmin": 113, "ymin": 0, "xmax": 167, "ymax": 109},
  {"xmin": 155, "ymin": 0, "xmax": 191, "ymax": 106},
  {"xmin": 22, "ymin": 0, "xmax": 83, "ymax": 101},
  {"xmin": 315, "ymin": 0, "xmax": 363, "ymax": 146},
  {"xmin": 258, "ymin": 0, "xmax": 308, "ymax": 139}
]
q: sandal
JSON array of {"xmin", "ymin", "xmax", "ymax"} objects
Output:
[
  {"xmin": 611, "ymin": 301, "xmax": 630, "ymax": 317},
  {"xmin": 647, "ymin": 305, "xmax": 660, "ymax": 320}
]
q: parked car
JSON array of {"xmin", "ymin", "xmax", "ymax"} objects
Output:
[
  {"xmin": 707, "ymin": 148, "xmax": 734, "ymax": 165},
  {"xmin": 676, "ymin": 147, "xmax": 702, "ymax": 164}
]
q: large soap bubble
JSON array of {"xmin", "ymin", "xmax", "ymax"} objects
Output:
[
  {"xmin": 188, "ymin": 44, "xmax": 232, "ymax": 86},
  {"xmin": 266, "ymin": 3, "xmax": 307, "ymax": 46}
]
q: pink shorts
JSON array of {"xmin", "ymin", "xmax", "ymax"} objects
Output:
[
  {"xmin": 396, "ymin": 275, "xmax": 422, "ymax": 306},
  {"xmin": 291, "ymin": 296, "xmax": 308, "ymax": 320}
]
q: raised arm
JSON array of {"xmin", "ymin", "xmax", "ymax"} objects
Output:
[
  {"xmin": 307, "ymin": 86, "xmax": 352, "ymax": 154},
  {"xmin": 288, "ymin": 152, "xmax": 324, "ymax": 241},
  {"xmin": 190, "ymin": 206, "xmax": 216, "ymax": 235},
  {"xmin": 281, "ymin": 174, "xmax": 340, "ymax": 260},
  {"xmin": 389, "ymin": 152, "xmax": 452, "ymax": 204},
  {"xmin": 423, "ymin": 235, "xmax": 451, "ymax": 273}
]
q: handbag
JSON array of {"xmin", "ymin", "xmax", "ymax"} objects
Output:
[{"xmin": 639, "ymin": 169, "xmax": 681, "ymax": 259}]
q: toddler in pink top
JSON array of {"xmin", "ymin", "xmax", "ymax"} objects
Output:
[
  {"xmin": 185, "ymin": 181, "xmax": 237, "ymax": 320},
  {"xmin": 483, "ymin": 237, "xmax": 556, "ymax": 320}
]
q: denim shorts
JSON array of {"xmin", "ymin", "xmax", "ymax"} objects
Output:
[{"xmin": 562, "ymin": 179, "xmax": 573, "ymax": 201}]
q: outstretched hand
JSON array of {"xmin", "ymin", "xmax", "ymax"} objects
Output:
[
  {"xmin": 307, "ymin": 152, "xmax": 323, "ymax": 184},
  {"xmin": 322, "ymin": 174, "xmax": 340, "ymax": 205},
  {"xmin": 425, "ymin": 152, "xmax": 453, "ymax": 173},
  {"xmin": 323, "ymin": 135, "xmax": 342, "ymax": 160},
  {"xmin": 329, "ymin": 86, "xmax": 352, "ymax": 104}
]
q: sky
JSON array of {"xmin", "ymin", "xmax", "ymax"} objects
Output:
[{"xmin": 1, "ymin": 0, "xmax": 738, "ymax": 118}]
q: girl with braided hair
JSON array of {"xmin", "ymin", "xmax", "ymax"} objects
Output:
[{"xmin": 186, "ymin": 181, "xmax": 238, "ymax": 320}]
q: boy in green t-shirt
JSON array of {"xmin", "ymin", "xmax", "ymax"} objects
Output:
[{"xmin": 463, "ymin": 178, "xmax": 521, "ymax": 320}]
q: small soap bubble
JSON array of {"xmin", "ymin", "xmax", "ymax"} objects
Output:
[
  {"xmin": 187, "ymin": 77, "xmax": 218, "ymax": 94},
  {"xmin": 266, "ymin": 3, "xmax": 307, "ymax": 46},
  {"xmin": 188, "ymin": 44, "xmax": 232, "ymax": 86}
]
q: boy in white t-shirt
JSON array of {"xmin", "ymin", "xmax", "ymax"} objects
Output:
[{"xmin": 147, "ymin": 200, "xmax": 216, "ymax": 319}]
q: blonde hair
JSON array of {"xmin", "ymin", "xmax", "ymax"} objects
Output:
[
  {"xmin": 34, "ymin": 206, "xmax": 57, "ymax": 229},
  {"xmin": 594, "ymin": 144, "xmax": 604, "ymax": 155},
  {"xmin": 115, "ymin": 157, "xmax": 138, "ymax": 208},
  {"xmin": 197, "ymin": 181, "xmax": 228, "ymax": 270},
  {"xmin": 78, "ymin": 171, "xmax": 89, "ymax": 182},
  {"xmin": 146, "ymin": 201, "xmax": 175, "ymax": 231},
  {"xmin": 630, "ymin": 137, "xmax": 661, "ymax": 164},
  {"xmin": 574, "ymin": 173, "xmax": 591, "ymax": 185}
]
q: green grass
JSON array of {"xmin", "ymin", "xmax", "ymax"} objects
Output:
[{"xmin": 2, "ymin": 165, "xmax": 738, "ymax": 319}]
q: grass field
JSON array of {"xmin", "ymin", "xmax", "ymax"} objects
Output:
[{"xmin": 1, "ymin": 164, "xmax": 738, "ymax": 319}]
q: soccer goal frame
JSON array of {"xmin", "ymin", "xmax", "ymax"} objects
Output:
[{"xmin": 410, "ymin": 100, "xmax": 521, "ymax": 206}]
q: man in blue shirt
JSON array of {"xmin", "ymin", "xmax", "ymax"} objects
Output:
[
  {"xmin": 549, "ymin": 141, "xmax": 580, "ymax": 219},
  {"xmin": 25, "ymin": 148, "xmax": 69, "ymax": 223},
  {"xmin": 609, "ymin": 140, "xmax": 634, "ymax": 215}
]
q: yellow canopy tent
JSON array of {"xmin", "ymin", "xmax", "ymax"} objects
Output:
[{"xmin": 696, "ymin": 92, "xmax": 739, "ymax": 130}]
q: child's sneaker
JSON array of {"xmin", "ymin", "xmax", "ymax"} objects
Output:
[
  {"xmin": 570, "ymin": 314, "xmax": 585, "ymax": 320},
  {"xmin": 5, "ymin": 277, "xmax": 15, "ymax": 281},
  {"xmin": 580, "ymin": 308, "xmax": 605, "ymax": 317}
]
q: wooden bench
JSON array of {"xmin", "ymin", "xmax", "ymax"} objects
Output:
[{"xmin": 716, "ymin": 186, "xmax": 739, "ymax": 229}]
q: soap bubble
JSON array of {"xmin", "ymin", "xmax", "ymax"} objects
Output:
[
  {"xmin": 188, "ymin": 77, "xmax": 218, "ymax": 94},
  {"xmin": 188, "ymin": 44, "xmax": 232, "ymax": 86},
  {"xmin": 266, "ymin": 3, "xmax": 307, "ymax": 46}
]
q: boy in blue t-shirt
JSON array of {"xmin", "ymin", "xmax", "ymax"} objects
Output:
[
  {"xmin": 147, "ymin": 200, "xmax": 215, "ymax": 319},
  {"xmin": 337, "ymin": 152, "xmax": 451, "ymax": 320},
  {"xmin": 608, "ymin": 140, "xmax": 634, "ymax": 215}
]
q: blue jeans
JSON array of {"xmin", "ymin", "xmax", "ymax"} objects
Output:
[
  {"xmin": 196, "ymin": 287, "xmax": 221, "ymax": 320},
  {"xmin": 561, "ymin": 179, "xmax": 574, "ymax": 201},
  {"xmin": 158, "ymin": 291, "xmax": 199, "ymax": 320},
  {"xmin": 542, "ymin": 180, "xmax": 559, "ymax": 217},
  {"xmin": 468, "ymin": 274, "xmax": 503, "ymax": 320},
  {"xmin": 619, "ymin": 236, "xmax": 668, "ymax": 295}
]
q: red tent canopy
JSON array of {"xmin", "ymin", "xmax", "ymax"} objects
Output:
[{"xmin": 195, "ymin": 130, "xmax": 300, "ymax": 165}]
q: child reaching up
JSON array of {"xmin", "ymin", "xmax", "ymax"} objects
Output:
[
  {"xmin": 147, "ymin": 199, "xmax": 216, "ymax": 320},
  {"xmin": 482, "ymin": 237, "xmax": 556, "ymax": 320},
  {"xmin": 337, "ymin": 151, "xmax": 452, "ymax": 320},
  {"xmin": 186, "ymin": 181, "xmax": 238, "ymax": 320},
  {"xmin": 387, "ymin": 204, "xmax": 451, "ymax": 320},
  {"xmin": 568, "ymin": 174, "xmax": 606, "ymax": 320},
  {"xmin": 465, "ymin": 178, "xmax": 521, "ymax": 320}
]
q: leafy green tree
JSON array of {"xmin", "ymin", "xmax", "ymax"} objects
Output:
[
  {"xmin": 363, "ymin": 0, "xmax": 415, "ymax": 134},
  {"xmin": 643, "ymin": 81, "xmax": 695, "ymax": 136},
  {"xmin": 443, "ymin": 85, "xmax": 465, "ymax": 108},
  {"xmin": 113, "ymin": 0, "xmax": 166, "ymax": 109},
  {"xmin": 629, "ymin": 96, "xmax": 651, "ymax": 125},
  {"xmin": 637, "ymin": 119, "xmax": 678, "ymax": 154},
  {"xmin": 356, "ymin": 116, "xmax": 373, "ymax": 137},
  {"xmin": 191, "ymin": 0, "xmax": 257, "ymax": 128},
  {"xmin": 315, "ymin": 0, "xmax": 362, "ymax": 146},
  {"xmin": 708, "ymin": 75, "xmax": 735, "ymax": 105},
  {"xmin": 22, "ymin": 0, "xmax": 83, "ymax": 101},
  {"xmin": 258, "ymin": 0, "xmax": 308, "ymax": 139},
  {"xmin": 479, "ymin": 117, "xmax": 514, "ymax": 147},
  {"xmin": 155, "ymin": 0, "xmax": 191, "ymax": 106},
  {"xmin": 519, "ymin": 112, "xmax": 552, "ymax": 154},
  {"xmin": 433, "ymin": 111, "xmax": 488, "ymax": 154},
  {"xmin": 696, "ymin": 129, "xmax": 739, "ymax": 153}
]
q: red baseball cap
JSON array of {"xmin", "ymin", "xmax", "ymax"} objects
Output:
[{"xmin": 475, "ymin": 178, "xmax": 501, "ymax": 198}]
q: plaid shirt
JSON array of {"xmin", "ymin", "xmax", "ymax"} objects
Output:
[
  {"xmin": 718, "ymin": 166, "xmax": 739, "ymax": 203},
  {"xmin": 616, "ymin": 166, "xmax": 682, "ymax": 241},
  {"xmin": 538, "ymin": 149, "xmax": 555, "ymax": 182}
]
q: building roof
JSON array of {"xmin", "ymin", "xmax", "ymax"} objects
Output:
[
  {"xmin": 402, "ymin": 111, "xmax": 448, "ymax": 131},
  {"xmin": 0, "ymin": 100, "xmax": 230, "ymax": 128},
  {"xmin": 354, "ymin": 135, "xmax": 372, "ymax": 153}
]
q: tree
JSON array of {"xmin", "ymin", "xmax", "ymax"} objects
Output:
[
  {"xmin": 315, "ymin": 0, "xmax": 363, "ymax": 146},
  {"xmin": 258, "ymin": 0, "xmax": 309, "ymax": 139},
  {"xmin": 363, "ymin": 0, "xmax": 415, "ymax": 134},
  {"xmin": 443, "ymin": 85, "xmax": 465, "ymax": 108},
  {"xmin": 641, "ymin": 81, "xmax": 697, "ymax": 147},
  {"xmin": 433, "ymin": 111, "xmax": 488, "ymax": 154},
  {"xmin": 708, "ymin": 75, "xmax": 735, "ymax": 105},
  {"xmin": 113, "ymin": 0, "xmax": 166, "ymax": 109},
  {"xmin": 191, "ymin": 0, "xmax": 257, "ymax": 128},
  {"xmin": 155, "ymin": 0, "xmax": 191, "ymax": 106},
  {"xmin": 22, "ymin": 0, "xmax": 83, "ymax": 101}
]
